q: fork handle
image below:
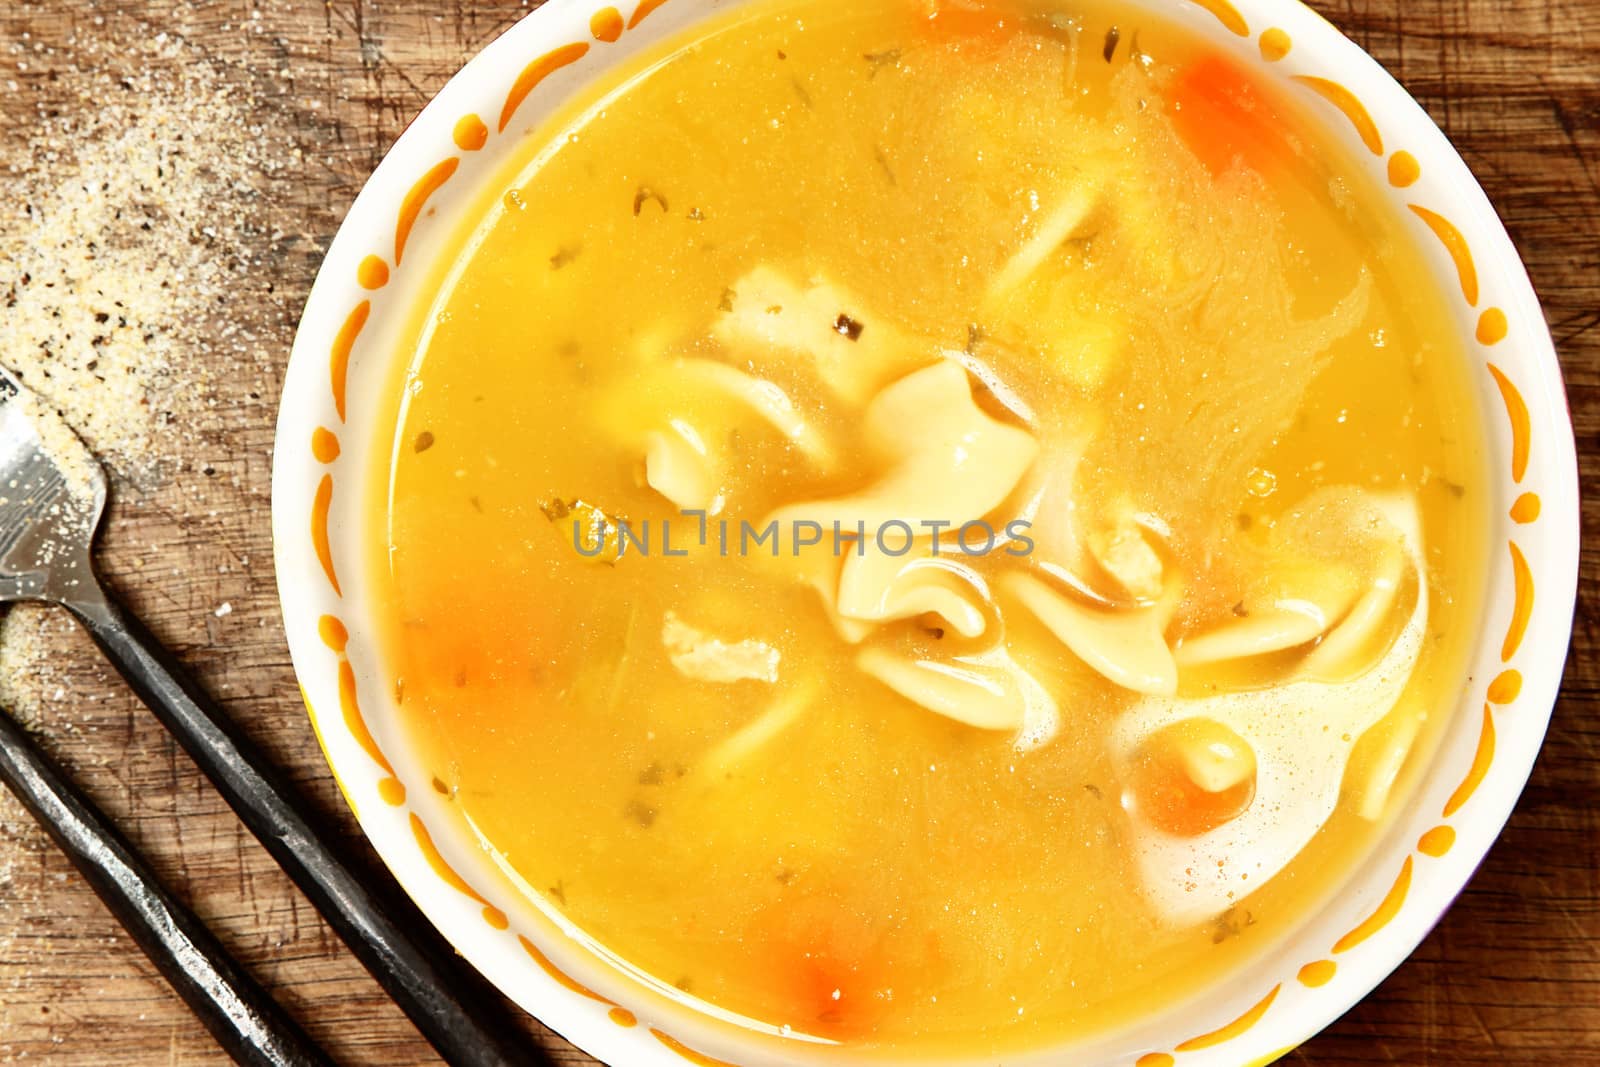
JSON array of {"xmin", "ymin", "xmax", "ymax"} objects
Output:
[
  {"xmin": 66, "ymin": 582, "xmax": 546, "ymax": 1067},
  {"xmin": 0, "ymin": 708, "xmax": 334, "ymax": 1067}
]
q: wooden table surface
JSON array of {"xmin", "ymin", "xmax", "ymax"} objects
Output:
[{"xmin": 0, "ymin": 1, "xmax": 1594, "ymax": 1064}]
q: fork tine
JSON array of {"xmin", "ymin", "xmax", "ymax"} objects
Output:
[{"xmin": 0, "ymin": 363, "xmax": 109, "ymax": 602}]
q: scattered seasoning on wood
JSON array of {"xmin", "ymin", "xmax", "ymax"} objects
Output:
[
  {"xmin": 413, "ymin": 430, "xmax": 435, "ymax": 453},
  {"xmin": 633, "ymin": 185, "xmax": 669, "ymax": 215},
  {"xmin": 835, "ymin": 313, "xmax": 864, "ymax": 341},
  {"xmin": 1, "ymin": 28, "xmax": 296, "ymax": 485},
  {"xmin": 0, "ymin": 611, "xmax": 79, "ymax": 735},
  {"xmin": 549, "ymin": 243, "xmax": 582, "ymax": 269},
  {"xmin": 0, "ymin": 608, "xmax": 85, "ymax": 922},
  {"xmin": 1104, "ymin": 25, "xmax": 1121, "ymax": 62},
  {"xmin": 0, "ymin": 19, "xmax": 298, "ymax": 773},
  {"xmin": 4, "ymin": 384, "xmax": 99, "ymax": 506},
  {"xmin": 0, "ymin": 567, "xmax": 123, "ymax": 953}
]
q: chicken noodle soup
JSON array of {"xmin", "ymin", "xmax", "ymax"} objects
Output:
[{"xmin": 370, "ymin": 0, "xmax": 1489, "ymax": 1055}]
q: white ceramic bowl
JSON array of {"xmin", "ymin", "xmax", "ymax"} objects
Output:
[{"xmin": 272, "ymin": 1, "xmax": 1580, "ymax": 1063}]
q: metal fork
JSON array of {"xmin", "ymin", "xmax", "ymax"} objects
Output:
[{"xmin": 0, "ymin": 365, "xmax": 545, "ymax": 1067}]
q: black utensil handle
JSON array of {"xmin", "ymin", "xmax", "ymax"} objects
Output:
[
  {"xmin": 0, "ymin": 707, "xmax": 334, "ymax": 1067},
  {"xmin": 65, "ymin": 585, "xmax": 546, "ymax": 1067}
]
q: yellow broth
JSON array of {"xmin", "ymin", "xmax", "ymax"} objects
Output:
[{"xmin": 368, "ymin": 0, "xmax": 1489, "ymax": 1055}]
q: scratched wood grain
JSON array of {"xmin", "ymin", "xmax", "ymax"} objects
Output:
[{"xmin": 0, "ymin": 0, "xmax": 1594, "ymax": 1064}]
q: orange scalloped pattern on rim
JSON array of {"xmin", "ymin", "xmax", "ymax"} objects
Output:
[
  {"xmin": 1192, "ymin": 0, "xmax": 1249, "ymax": 36},
  {"xmin": 651, "ymin": 1029, "xmax": 741, "ymax": 1067},
  {"xmin": 310, "ymin": 475, "xmax": 340, "ymax": 596},
  {"xmin": 1409, "ymin": 204, "xmax": 1480, "ymax": 305},
  {"xmin": 453, "ymin": 114, "xmax": 490, "ymax": 152},
  {"xmin": 591, "ymin": 6, "xmax": 626, "ymax": 42},
  {"xmin": 1291, "ymin": 76, "xmax": 1384, "ymax": 155},
  {"xmin": 356, "ymin": 255, "xmax": 389, "ymax": 290},
  {"xmin": 295, "ymin": 2, "xmax": 1547, "ymax": 1064},
  {"xmin": 499, "ymin": 43, "xmax": 590, "ymax": 133},
  {"xmin": 1444, "ymin": 705, "xmax": 1497, "ymax": 818},
  {"xmin": 629, "ymin": 0, "xmax": 671, "ymax": 29},
  {"xmin": 1478, "ymin": 307, "xmax": 1509, "ymax": 345},
  {"xmin": 396, "ymin": 158, "xmax": 462, "ymax": 265},
  {"xmin": 329, "ymin": 301, "xmax": 370, "ymax": 423},
  {"xmin": 411, "ymin": 813, "xmax": 510, "ymax": 929},
  {"xmin": 1418, "ymin": 826, "xmax": 1456, "ymax": 857},
  {"xmin": 337, "ymin": 653, "xmax": 404, "ymax": 803},
  {"xmin": 1505, "ymin": 541, "xmax": 1534, "ymax": 660},
  {"xmin": 1488, "ymin": 364, "xmax": 1532, "ymax": 482},
  {"xmin": 311, "ymin": 427, "xmax": 341, "ymax": 464},
  {"xmin": 1297, "ymin": 960, "xmax": 1336, "ymax": 987},
  {"xmin": 1333, "ymin": 857, "xmax": 1414, "ymax": 954},
  {"xmin": 1174, "ymin": 986, "xmax": 1281, "ymax": 1052},
  {"xmin": 316, "ymin": 613, "xmax": 404, "ymax": 804},
  {"xmin": 519, "ymin": 935, "xmax": 614, "ymax": 1003},
  {"xmin": 1258, "ymin": 27, "xmax": 1291, "ymax": 61},
  {"xmin": 1488, "ymin": 670, "xmax": 1523, "ymax": 705},
  {"xmin": 1388, "ymin": 150, "xmax": 1421, "ymax": 187}
]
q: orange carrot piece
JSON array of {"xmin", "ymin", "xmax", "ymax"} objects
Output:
[
  {"xmin": 1169, "ymin": 52, "xmax": 1290, "ymax": 176},
  {"xmin": 912, "ymin": 0, "xmax": 1027, "ymax": 52},
  {"xmin": 751, "ymin": 891, "xmax": 942, "ymax": 1041},
  {"xmin": 1127, "ymin": 745, "xmax": 1256, "ymax": 838}
]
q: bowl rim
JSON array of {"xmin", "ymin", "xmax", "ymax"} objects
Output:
[{"xmin": 270, "ymin": 1, "xmax": 1581, "ymax": 1064}]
